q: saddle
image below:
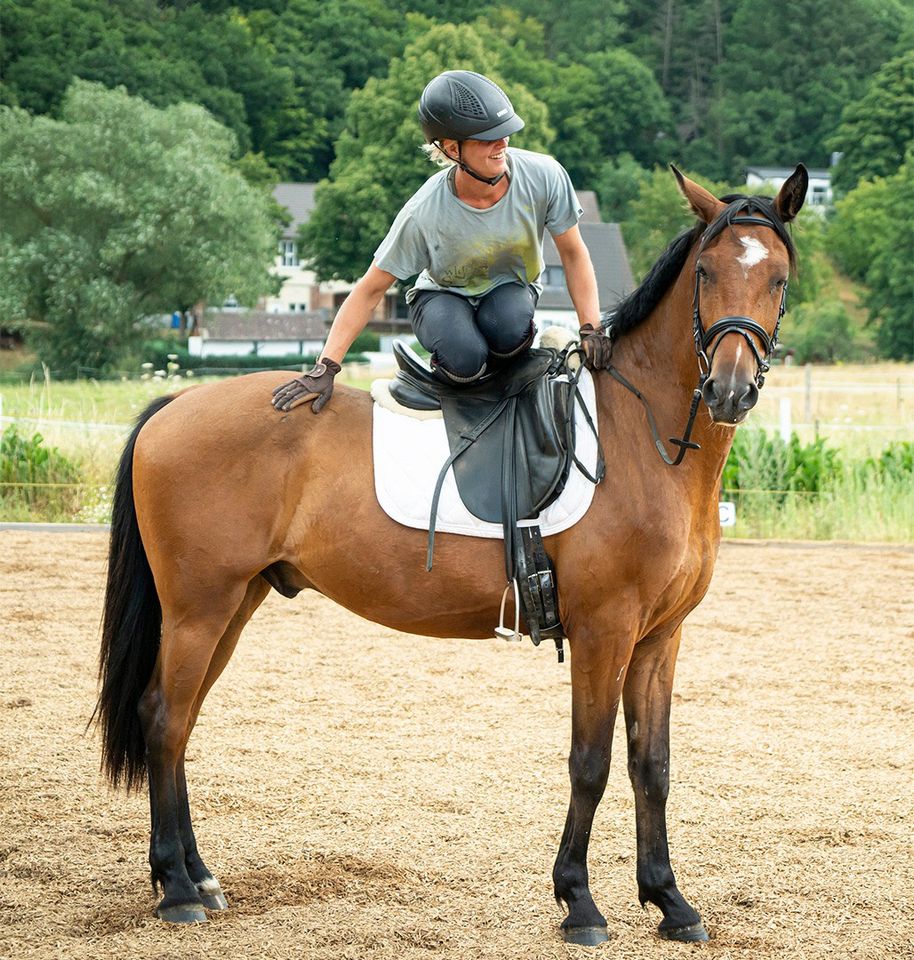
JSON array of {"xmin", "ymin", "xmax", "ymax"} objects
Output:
[{"xmin": 389, "ymin": 341, "xmax": 604, "ymax": 657}]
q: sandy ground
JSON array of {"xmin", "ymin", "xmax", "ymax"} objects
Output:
[{"xmin": 1, "ymin": 532, "xmax": 912, "ymax": 960}]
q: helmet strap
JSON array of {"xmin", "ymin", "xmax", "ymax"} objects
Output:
[{"xmin": 437, "ymin": 141, "xmax": 505, "ymax": 187}]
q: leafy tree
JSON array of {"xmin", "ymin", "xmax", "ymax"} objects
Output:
[
  {"xmin": 828, "ymin": 160, "xmax": 914, "ymax": 359},
  {"xmin": 543, "ymin": 51, "xmax": 674, "ymax": 188},
  {"xmin": 302, "ymin": 19, "xmax": 552, "ymax": 282},
  {"xmin": 0, "ymin": 81, "xmax": 279, "ymax": 373},
  {"xmin": 620, "ymin": 166, "xmax": 735, "ymax": 278},
  {"xmin": 0, "ymin": 0, "xmax": 287, "ymax": 159},
  {"xmin": 827, "ymin": 50, "xmax": 914, "ymax": 196},
  {"xmin": 511, "ymin": 0, "xmax": 626, "ymax": 59},
  {"xmin": 782, "ymin": 299, "xmax": 863, "ymax": 364},
  {"xmin": 594, "ymin": 153, "xmax": 650, "ymax": 223},
  {"xmin": 705, "ymin": 0, "xmax": 914, "ymax": 177}
]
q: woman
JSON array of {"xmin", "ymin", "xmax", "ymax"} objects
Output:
[{"xmin": 273, "ymin": 70, "xmax": 611, "ymax": 413}]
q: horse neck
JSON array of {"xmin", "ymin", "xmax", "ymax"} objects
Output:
[{"xmin": 596, "ymin": 246, "xmax": 734, "ymax": 481}]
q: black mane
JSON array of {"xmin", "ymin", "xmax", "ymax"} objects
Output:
[{"xmin": 607, "ymin": 195, "xmax": 796, "ymax": 336}]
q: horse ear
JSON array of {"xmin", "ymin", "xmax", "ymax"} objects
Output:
[
  {"xmin": 670, "ymin": 163, "xmax": 726, "ymax": 224},
  {"xmin": 774, "ymin": 164, "xmax": 808, "ymax": 223}
]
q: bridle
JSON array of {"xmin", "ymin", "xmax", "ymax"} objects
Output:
[
  {"xmin": 692, "ymin": 214, "xmax": 788, "ymax": 391},
  {"xmin": 600, "ymin": 207, "xmax": 789, "ymax": 466}
]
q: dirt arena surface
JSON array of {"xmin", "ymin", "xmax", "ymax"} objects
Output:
[{"xmin": 1, "ymin": 532, "xmax": 912, "ymax": 960}]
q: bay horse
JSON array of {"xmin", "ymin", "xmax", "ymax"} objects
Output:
[{"xmin": 95, "ymin": 165, "xmax": 807, "ymax": 945}]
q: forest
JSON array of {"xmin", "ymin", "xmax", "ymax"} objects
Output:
[{"xmin": 1, "ymin": 0, "xmax": 913, "ymax": 369}]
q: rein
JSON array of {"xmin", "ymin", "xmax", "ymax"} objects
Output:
[{"xmin": 601, "ymin": 210, "xmax": 788, "ymax": 467}]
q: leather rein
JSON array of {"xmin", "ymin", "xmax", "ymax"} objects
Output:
[{"xmin": 600, "ymin": 212, "xmax": 788, "ymax": 467}]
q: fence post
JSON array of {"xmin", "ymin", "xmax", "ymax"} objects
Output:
[
  {"xmin": 804, "ymin": 364, "xmax": 812, "ymax": 422},
  {"xmin": 779, "ymin": 396, "xmax": 792, "ymax": 443}
]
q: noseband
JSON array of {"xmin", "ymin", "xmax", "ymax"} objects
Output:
[
  {"xmin": 600, "ymin": 208, "xmax": 789, "ymax": 466},
  {"xmin": 693, "ymin": 214, "xmax": 788, "ymax": 390}
]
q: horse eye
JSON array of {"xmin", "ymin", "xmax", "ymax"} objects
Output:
[{"xmin": 697, "ymin": 264, "xmax": 709, "ymax": 280}]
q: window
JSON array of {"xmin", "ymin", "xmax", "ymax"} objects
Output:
[
  {"xmin": 542, "ymin": 265, "xmax": 566, "ymax": 289},
  {"xmin": 280, "ymin": 240, "xmax": 299, "ymax": 267}
]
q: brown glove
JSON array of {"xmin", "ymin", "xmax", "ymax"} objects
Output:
[
  {"xmin": 579, "ymin": 324, "xmax": 613, "ymax": 370},
  {"xmin": 271, "ymin": 358, "xmax": 342, "ymax": 413}
]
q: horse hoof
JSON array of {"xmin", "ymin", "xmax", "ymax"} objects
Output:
[
  {"xmin": 658, "ymin": 920, "xmax": 709, "ymax": 942},
  {"xmin": 156, "ymin": 902, "xmax": 208, "ymax": 924},
  {"xmin": 196, "ymin": 880, "xmax": 229, "ymax": 911},
  {"xmin": 561, "ymin": 925, "xmax": 609, "ymax": 946}
]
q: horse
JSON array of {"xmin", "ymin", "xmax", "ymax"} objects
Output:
[{"xmin": 94, "ymin": 164, "xmax": 807, "ymax": 945}]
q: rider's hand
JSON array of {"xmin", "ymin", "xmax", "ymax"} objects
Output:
[
  {"xmin": 579, "ymin": 324, "xmax": 612, "ymax": 370},
  {"xmin": 271, "ymin": 358, "xmax": 342, "ymax": 413}
]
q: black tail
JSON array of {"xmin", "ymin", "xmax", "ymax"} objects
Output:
[{"xmin": 93, "ymin": 394, "xmax": 174, "ymax": 791}]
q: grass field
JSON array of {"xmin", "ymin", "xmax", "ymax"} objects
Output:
[{"xmin": 1, "ymin": 362, "xmax": 912, "ymax": 537}]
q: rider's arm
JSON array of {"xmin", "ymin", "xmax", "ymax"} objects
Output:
[
  {"xmin": 320, "ymin": 264, "xmax": 398, "ymax": 365},
  {"xmin": 553, "ymin": 225, "xmax": 601, "ymax": 331}
]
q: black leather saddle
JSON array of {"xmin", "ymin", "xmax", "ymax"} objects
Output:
[{"xmin": 390, "ymin": 340, "xmax": 604, "ymax": 571}]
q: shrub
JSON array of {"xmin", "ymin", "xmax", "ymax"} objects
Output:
[
  {"xmin": 0, "ymin": 425, "xmax": 84, "ymax": 520},
  {"xmin": 140, "ymin": 347, "xmax": 368, "ymax": 374},
  {"xmin": 722, "ymin": 429, "xmax": 843, "ymax": 502}
]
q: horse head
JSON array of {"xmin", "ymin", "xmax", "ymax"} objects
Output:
[{"xmin": 671, "ymin": 164, "xmax": 808, "ymax": 424}]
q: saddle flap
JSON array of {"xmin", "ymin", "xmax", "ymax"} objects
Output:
[
  {"xmin": 393, "ymin": 340, "xmax": 437, "ymax": 385},
  {"xmin": 439, "ymin": 352, "xmax": 574, "ymax": 524}
]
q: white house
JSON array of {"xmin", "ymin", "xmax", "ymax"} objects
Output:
[
  {"xmin": 746, "ymin": 166, "xmax": 833, "ymax": 209},
  {"xmin": 267, "ymin": 183, "xmax": 400, "ymax": 324},
  {"xmin": 188, "ymin": 310, "xmax": 327, "ymax": 358}
]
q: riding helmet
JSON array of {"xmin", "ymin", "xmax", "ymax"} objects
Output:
[{"xmin": 418, "ymin": 70, "xmax": 525, "ymax": 143}]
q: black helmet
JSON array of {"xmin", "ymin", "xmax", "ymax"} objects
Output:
[{"xmin": 418, "ymin": 70, "xmax": 525, "ymax": 143}]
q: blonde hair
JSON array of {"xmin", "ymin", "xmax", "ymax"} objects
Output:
[{"xmin": 420, "ymin": 141, "xmax": 457, "ymax": 168}]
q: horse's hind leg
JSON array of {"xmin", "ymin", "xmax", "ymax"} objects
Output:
[
  {"xmin": 175, "ymin": 577, "xmax": 271, "ymax": 912},
  {"xmin": 623, "ymin": 626, "xmax": 708, "ymax": 942},
  {"xmin": 138, "ymin": 577, "xmax": 261, "ymax": 923}
]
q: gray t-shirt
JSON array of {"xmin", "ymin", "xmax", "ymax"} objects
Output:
[{"xmin": 374, "ymin": 147, "xmax": 583, "ymax": 303}]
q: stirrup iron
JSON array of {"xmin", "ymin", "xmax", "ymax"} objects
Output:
[{"xmin": 495, "ymin": 579, "xmax": 522, "ymax": 641}]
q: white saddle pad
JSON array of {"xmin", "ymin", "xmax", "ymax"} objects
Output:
[{"xmin": 372, "ymin": 369, "xmax": 599, "ymax": 539}]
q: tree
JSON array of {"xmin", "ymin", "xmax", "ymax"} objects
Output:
[
  {"xmin": 828, "ymin": 160, "xmax": 914, "ymax": 360},
  {"xmin": 708, "ymin": 0, "xmax": 913, "ymax": 177},
  {"xmin": 543, "ymin": 51, "xmax": 675, "ymax": 188},
  {"xmin": 0, "ymin": 81, "xmax": 279, "ymax": 373},
  {"xmin": 827, "ymin": 50, "xmax": 914, "ymax": 196},
  {"xmin": 619, "ymin": 166, "xmax": 735, "ymax": 279},
  {"xmin": 0, "ymin": 0, "xmax": 288, "ymax": 162},
  {"xmin": 301, "ymin": 19, "xmax": 552, "ymax": 282}
]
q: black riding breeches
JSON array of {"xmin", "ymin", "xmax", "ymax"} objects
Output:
[{"xmin": 408, "ymin": 282, "xmax": 537, "ymax": 382}]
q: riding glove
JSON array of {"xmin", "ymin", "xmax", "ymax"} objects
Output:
[
  {"xmin": 271, "ymin": 358, "xmax": 342, "ymax": 413},
  {"xmin": 579, "ymin": 324, "xmax": 613, "ymax": 370}
]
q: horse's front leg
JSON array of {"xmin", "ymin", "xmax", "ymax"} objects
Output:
[
  {"xmin": 553, "ymin": 625, "xmax": 632, "ymax": 945},
  {"xmin": 623, "ymin": 626, "xmax": 709, "ymax": 942}
]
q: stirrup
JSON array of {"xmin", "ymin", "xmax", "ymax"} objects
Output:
[{"xmin": 495, "ymin": 580, "xmax": 522, "ymax": 641}]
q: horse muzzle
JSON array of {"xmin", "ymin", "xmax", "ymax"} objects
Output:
[{"xmin": 701, "ymin": 374, "xmax": 759, "ymax": 424}]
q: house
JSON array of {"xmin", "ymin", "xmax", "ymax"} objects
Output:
[
  {"xmin": 188, "ymin": 310, "xmax": 327, "ymax": 359},
  {"xmin": 268, "ymin": 183, "xmax": 403, "ymax": 328},
  {"xmin": 535, "ymin": 190, "xmax": 635, "ymax": 333},
  {"xmin": 746, "ymin": 166, "xmax": 833, "ymax": 209}
]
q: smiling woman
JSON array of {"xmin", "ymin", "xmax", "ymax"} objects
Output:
[{"xmin": 271, "ymin": 69, "xmax": 611, "ymax": 412}]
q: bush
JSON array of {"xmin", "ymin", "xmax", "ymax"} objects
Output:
[
  {"xmin": 141, "ymin": 346, "xmax": 368, "ymax": 374},
  {"xmin": 864, "ymin": 441, "xmax": 914, "ymax": 481},
  {"xmin": 0, "ymin": 425, "xmax": 84, "ymax": 520},
  {"xmin": 722, "ymin": 429, "xmax": 843, "ymax": 502},
  {"xmin": 782, "ymin": 299, "xmax": 863, "ymax": 364}
]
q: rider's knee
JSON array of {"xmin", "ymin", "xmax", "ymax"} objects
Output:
[{"xmin": 433, "ymin": 342, "xmax": 489, "ymax": 382}]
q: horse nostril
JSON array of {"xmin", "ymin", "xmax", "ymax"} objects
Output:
[
  {"xmin": 737, "ymin": 381, "xmax": 759, "ymax": 412},
  {"xmin": 701, "ymin": 378, "xmax": 720, "ymax": 407}
]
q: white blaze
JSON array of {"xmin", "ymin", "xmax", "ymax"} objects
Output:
[{"xmin": 737, "ymin": 235, "xmax": 769, "ymax": 276}]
